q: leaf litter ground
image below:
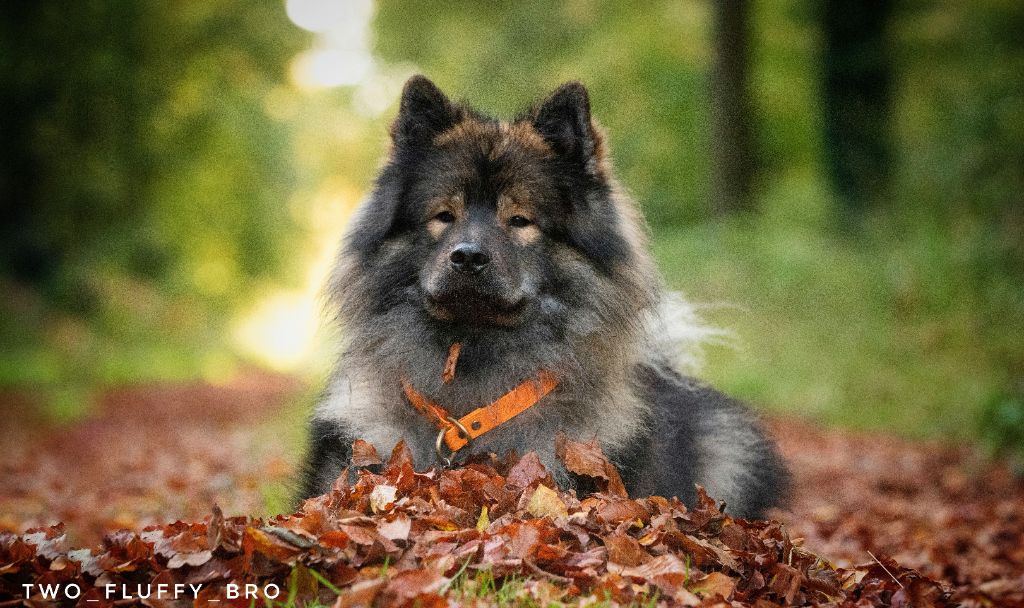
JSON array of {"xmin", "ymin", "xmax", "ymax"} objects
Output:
[{"xmin": 1, "ymin": 375, "xmax": 1021, "ymax": 606}]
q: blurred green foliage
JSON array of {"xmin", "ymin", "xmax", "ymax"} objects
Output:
[
  {"xmin": 373, "ymin": 0, "xmax": 1024, "ymax": 443},
  {"xmin": 979, "ymin": 391, "xmax": 1024, "ymax": 474},
  {"xmin": 0, "ymin": 2, "xmax": 308, "ymax": 409}
]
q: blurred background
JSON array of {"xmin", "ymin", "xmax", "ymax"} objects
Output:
[{"xmin": 1, "ymin": 0, "xmax": 1022, "ymax": 468}]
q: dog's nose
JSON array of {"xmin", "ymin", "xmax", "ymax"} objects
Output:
[{"xmin": 449, "ymin": 243, "xmax": 490, "ymax": 274}]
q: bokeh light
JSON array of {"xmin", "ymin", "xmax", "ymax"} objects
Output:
[{"xmin": 286, "ymin": 0, "xmax": 375, "ymax": 89}]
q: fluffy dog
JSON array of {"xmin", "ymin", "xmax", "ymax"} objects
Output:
[{"xmin": 299, "ymin": 76, "xmax": 787, "ymax": 518}]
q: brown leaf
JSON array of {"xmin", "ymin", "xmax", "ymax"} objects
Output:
[
  {"xmin": 167, "ymin": 549, "xmax": 212, "ymax": 569},
  {"xmin": 620, "ymin": 554, "xmax": 689, "ymax": 594},
  {"xmin": 337, "ymin": 524, "xmax": 378, "ymax": 546},
  {"xmin": 242, "ymin": 527, "xmax": 301, "ymax": 563},
  {"xmin": 351, "ymin": 439, "xmax": 382, "ymax": 467},
  {"xmin": 555, "ymin": 433, "xmax": 608, "ymax": 479},
  {"xmin": 380, "ymin": 569, "xmax": 447, "ymax": 607},
  {"xmin": 603, "ymin": 532, "xmax": 649, "ymax": 567},
  {"xmin": 506, "ymin": 452, "xmax": 552, "ymax": 489},
  {"xmin": 595, "ymin": 498, "xmax": 649, "ymax": 525},
  {"xmin": 696, "ymin": 572, "xmax": 737, "ymax": 600},
  {"xmin": 663, "ymin": 530, "xmax": 740, "ymax": 571},
  {"xmin": 318, "ymin": 530, "xmax": 350, "ymax": 549},
  {"xmin": 153, "ymin": 525, "xmax": 213, "ymax": 570},
  {"xmin": 22, "ymin": 525, "xmax": 69, "ymax": 560},
  {"xmin": 334, "ymin": 578, "xmax": 385, "ymax": 608},
  {"xmin": 377, "ymin": 515, "xmax": 411, "ymax": 542},
  {"xmin": 769, "ymin": 563, "xmax": 803, "ymax": 605},
  {"xmin": 384, "ymin": 440, "xmax": 415, "ymax": 475},
  {"xmin": 206, "ymin": 505, "xmax": 232, "ymax": 551},
  {"xmin": 505, "ymin": 521, "xmax": 542, "ymax": 560},
  {"xmin": 554, "ymin": 433, "xmax": 627, "ymax": 497}
]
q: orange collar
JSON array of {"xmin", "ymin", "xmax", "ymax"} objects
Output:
[{"xmin": 400, "ymin": 343, "xmax": 559, "ymax": 454}]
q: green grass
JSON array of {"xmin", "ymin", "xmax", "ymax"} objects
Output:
[
  {"xmin": 650, "ymin": 177, "xmax": 1020, "ymax": 443},
  {"xmin": 253, "ymin": 384, "xmax": 322, "ymax": 517},
  {"xmin": 259, "ymin": 564, "xmax": 662, "ymax": 608}
]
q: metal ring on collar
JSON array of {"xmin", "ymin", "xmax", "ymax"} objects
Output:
[{"xmin": 435, "ymin": 416, "xmax": 472, "ymax": 466}]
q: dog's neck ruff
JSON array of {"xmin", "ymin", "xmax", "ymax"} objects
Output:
[{"xmin": 400, "ymin": 342, "xmax": 559, "ymax": 455}]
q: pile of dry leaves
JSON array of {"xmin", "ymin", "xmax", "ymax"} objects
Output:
[{"xmin": 1, "ymin": 436, "xmax": 950, "ymax": 607}]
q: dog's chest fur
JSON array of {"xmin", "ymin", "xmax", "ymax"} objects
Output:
[{"xmin": 315, "ymin": 333, "xmax": 651, "ymax": 483}]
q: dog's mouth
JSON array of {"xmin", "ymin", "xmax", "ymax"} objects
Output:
[{"xmin": 423, "ymin": 291, "xmax": 531, "ymax": 327}]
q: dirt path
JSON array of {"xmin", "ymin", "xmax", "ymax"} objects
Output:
[
  {"xmin": 1, "ymin": 375, "xmax": 1021, "ymax": 604},
  {"xmin": 0, "ymin": 373, "xmax": 302, "ymax": 543}
]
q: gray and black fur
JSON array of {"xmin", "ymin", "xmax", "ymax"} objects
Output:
[{"xmin": 299, "ymin": 76, "xmax": 787, "ymax": 518}]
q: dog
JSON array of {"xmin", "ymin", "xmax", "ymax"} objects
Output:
[{"xmin": 299, "ymin": 76, "xmax": 787, "ymax": 518}]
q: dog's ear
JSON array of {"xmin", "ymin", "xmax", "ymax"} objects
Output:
[
  {"xmin": 392, "ymin": 75, "xmax": 459, "ymax": 146},
  {"xmin": 532, "ymin": 81, "xmax": 596, "ymax": 163}
]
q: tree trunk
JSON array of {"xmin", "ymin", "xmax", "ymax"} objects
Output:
[
  {"xmin": 822, "ymin": 0, "xmax": 894, "ymax": 225},
  {"xmin": 710, "ymin": 0, "xmax": 756, "ymax": 215}
]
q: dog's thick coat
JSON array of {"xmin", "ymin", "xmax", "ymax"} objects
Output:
[{"xmin": 300, "ymin": 77, "xmax": 787, "ymax": 518}]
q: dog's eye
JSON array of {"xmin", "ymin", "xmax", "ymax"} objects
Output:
[
  {"xmin": 508, "ymin": 215, "xmax": 533, "ymax": 228},
  {"xmin": 434, "ymin": 211, "xmax": 456, "ymax": 223}
]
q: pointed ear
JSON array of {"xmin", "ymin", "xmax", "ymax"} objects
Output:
[
  {"xmin": 392, "ymin": 75, "xmax": 459, "ymax": 146},
  {"xmin": 531, "ymin": 81, "xmax": 596, "ymax": 161}
]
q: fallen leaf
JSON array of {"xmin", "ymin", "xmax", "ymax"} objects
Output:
[
  {"xmin": 620, "ymin": 554, "xmax": 689, "ymax": 594},
  {"xmin": 351, "ymin": 439, "xmax": 382, "ymax": 467},
  {"xmin": 695, "ymin": 571, "xmax": 736, "ymax": 600},
  {"xmin": 377, "ymin": 515, "xmax": 411, "ymax": 542},
  {"xmin": 555, "ymin": 433, "xmax": 628, "ymax": 497},
  {"xmin": 506, "ymin": 452, "xmax": 552, "ymax": 489},
  {"xmin": 526, "ymin": 485, "xmax": 568, "ymax": 519},
  {"xmin": 369, "ymin": 485, "xmax": 398, "ymax": 513},
  {"xmin": 476, "ymin": 506, "xmax": 490, "ymax": 532},
  {"xmin": 603, "ymin": 532, "xmax": 649, "ymax": 567}
]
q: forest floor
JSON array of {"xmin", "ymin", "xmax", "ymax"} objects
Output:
[{"xmin": 1, "ymin": 373, "xmax": 1021, "ymax": 605}]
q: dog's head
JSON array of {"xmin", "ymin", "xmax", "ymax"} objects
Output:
[{"xmin": 336, "ymin": 76, "xmax": 656, "ymax": 331}]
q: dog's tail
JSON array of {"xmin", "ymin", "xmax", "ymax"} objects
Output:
[{"xmin": 650, "ymin": 291, "xmax": 733, "ymax": 373}]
